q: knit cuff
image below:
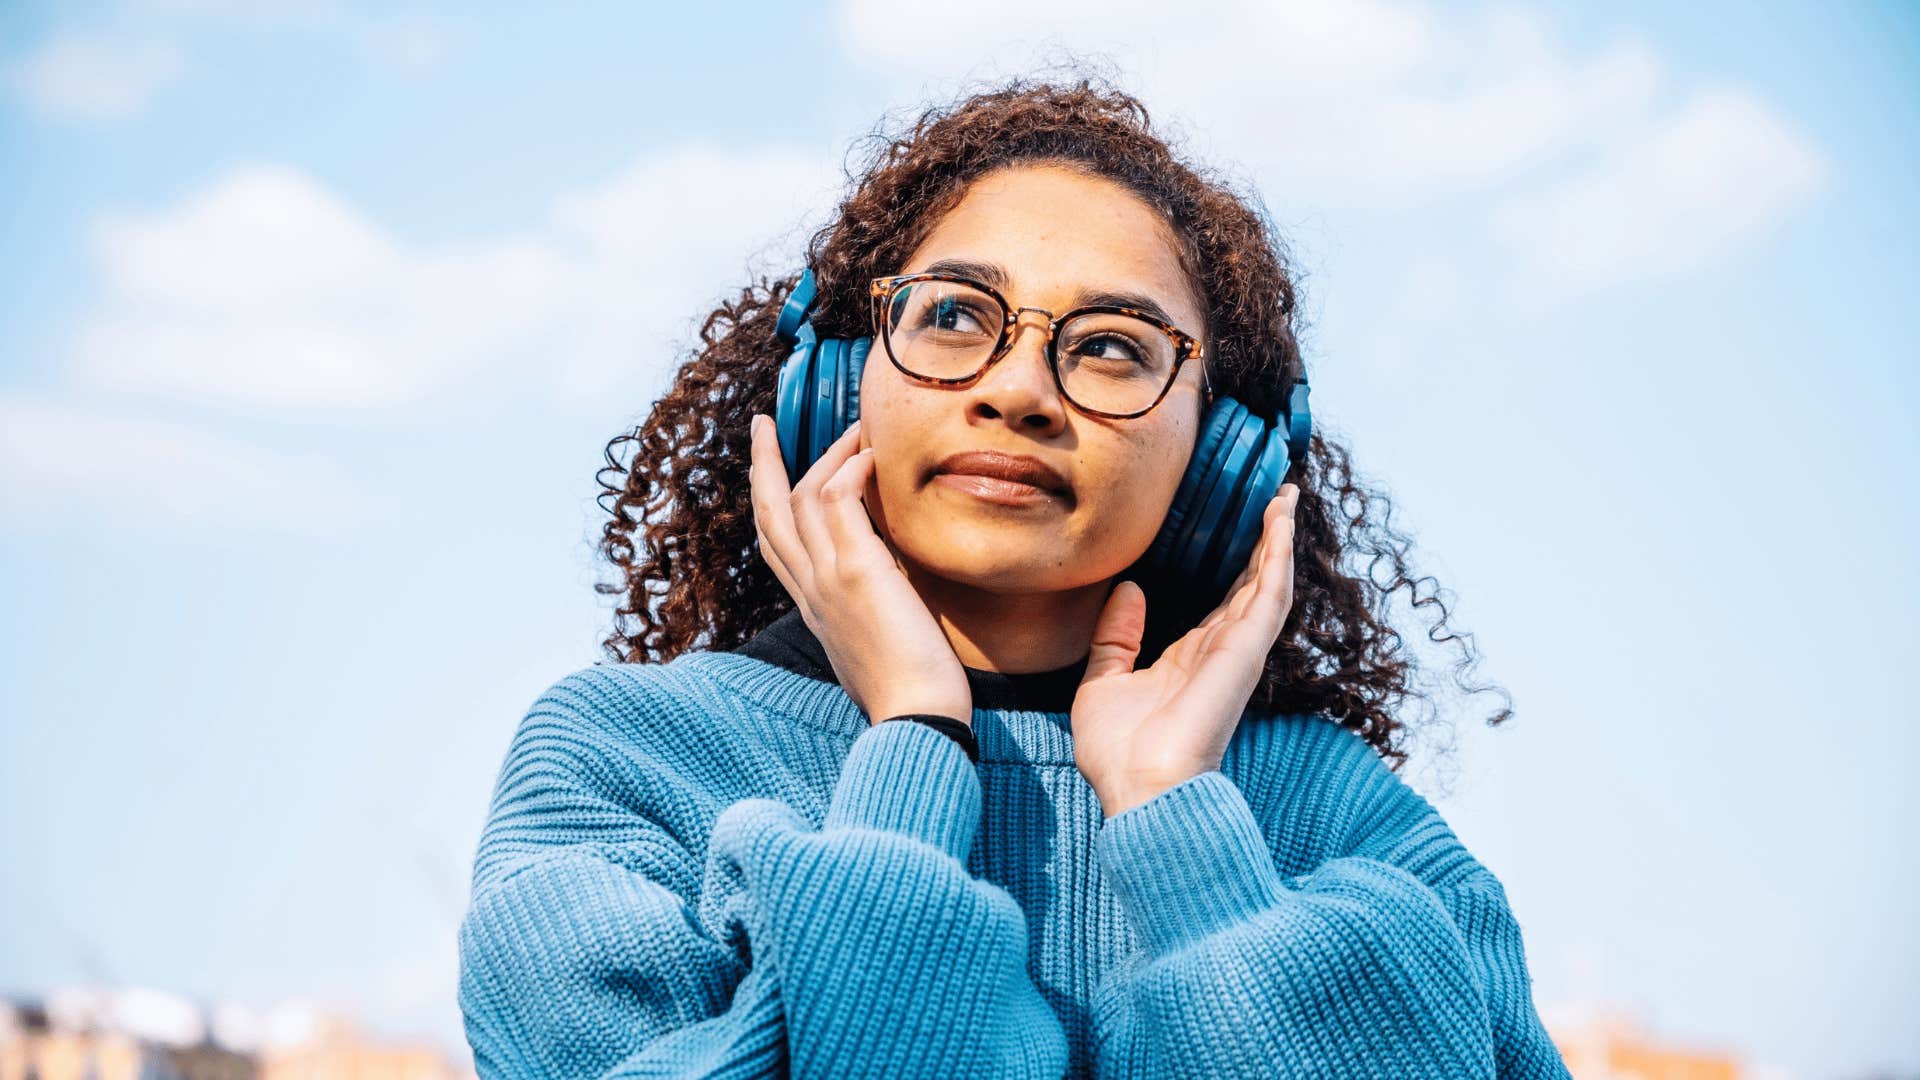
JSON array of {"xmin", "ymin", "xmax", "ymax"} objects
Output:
[
  {"xmin": 822, "ymin": 718, "xmax": 982, "ymax": 861},
  {"xmin": 1097, "ymin": 770, "xmax": 1287, "ymax": 957}
]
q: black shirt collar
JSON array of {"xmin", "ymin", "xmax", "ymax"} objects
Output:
[{"xmin": 733, "ymin": 607, "xmax": 1089, "ymax": 714}]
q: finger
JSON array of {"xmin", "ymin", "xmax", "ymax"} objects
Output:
[
  {"xmin": 1209, "ymin": 485, "xmax": 1295, "ymax": 634},
  {"xmin": 1247, "ymin": 488, "xmax": 1299, "ymax": 628},
  {"xmin": 755, "ymin": 520, "xmax": 812, "ymax": 623},
  {"xmin": 759, "ymin": 543, "xmax": 817, "ymax": 628},
  {"xmin": 1081, "ymin": 579, "xmax": 1146, "ymax": 684},
  {"xmin": 818, "ymin": 446, "xmax": 897, "ymax": 578},
  {"xmin": 791, "ymin": 418, "xmax": 865, "ymax": 502},
  {"xmin": 1199, "ymin": 548, "xmax": 1259, "ymax": 636},
  {"xmin": 1211, "ymin": 488, "xmax": 1290, "ymax": 627},
  {"xmin": 790, "ymin": 420, "xmax": 865, "ymax": 567},
  {"xmin": 1245, "ymin": 485, "xmax": 1296, "ymax": 598},
  {"xmin": 748, "ymin": 413, "xmax": 814, "ymax": 599}
]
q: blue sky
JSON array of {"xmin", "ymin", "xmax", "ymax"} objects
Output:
[{"xmin": 2, "ymin": 2, "xmax": 1915, "ymax": 1075}]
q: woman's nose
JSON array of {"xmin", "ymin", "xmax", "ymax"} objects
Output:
[{"xmin": 967, "ymin": 310, "xmax": 1068, "ymax": 429}]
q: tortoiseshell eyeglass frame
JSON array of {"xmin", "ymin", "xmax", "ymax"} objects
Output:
[{"xmin": 868, "ymin": 271, "xmax": 1212, "ymax": 420}]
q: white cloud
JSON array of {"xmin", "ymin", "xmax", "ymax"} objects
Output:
[
  {"xmin": 358, "ymin": 16, "xmax": 448, "ymax": 71},
  {"xmin": 0, "ymin": 395, "xmax": 355, "ymax": 534},
  {"xmin": 834, "ymin": 0, "xmax": 1822, "ymax": 286},
  {"xmin": 79, "ymin": 165, "xmax": 566, "ymax": 409},
  {"xmin": 95, "ymin": 165, "xmax": 394, "ymax": 309},
  {"xmin": 53, "ymin": 0, "xmax": 1826, "ymax": 420},
  {"xmin": 70, "ymin": 147, "xmax": 842, "ymax": 412},
  {"xmin": 6, "ymin": 34, "xmax": 183, "ymax": 120},
  {"xmin": 835, "ymin": 0, "xmax": 1663, "ymax": 204},
  {"xmin": 1492, "ymin": 88, "xmax": 1827, "ymax": 290}
]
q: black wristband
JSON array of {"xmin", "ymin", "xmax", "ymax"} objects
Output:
[{"xmin": 879, "ymin": 713, "xmax": 979, "ymax": 764}]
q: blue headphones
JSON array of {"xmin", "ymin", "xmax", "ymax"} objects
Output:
[{"xmin": 772, "ymin": 268, "xmax": 1311, "ymax": 607}]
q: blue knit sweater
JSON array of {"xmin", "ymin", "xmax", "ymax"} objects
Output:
[{"xmin": 458, "ymin": 611, "xmax": 1570, "ymax": 1078}]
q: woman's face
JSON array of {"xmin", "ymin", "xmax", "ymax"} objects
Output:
[{"xmin": 860, "ymin": 163, "xmax": 1211, "ymax": 596}]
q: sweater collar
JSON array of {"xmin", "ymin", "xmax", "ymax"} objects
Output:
[{"xmin": 733, "ymin": 607, "xmax": 1089, "ymax": 715}]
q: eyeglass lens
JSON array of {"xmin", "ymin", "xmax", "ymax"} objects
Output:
[{"xmin": 882, "ymin": 279, "xmax": 1180, "ymax": 415}]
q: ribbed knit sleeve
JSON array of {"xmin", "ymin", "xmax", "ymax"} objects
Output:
[
  {"xmin": 709, "ymin": 719, "xmax": 1067, "ymax": 1078},
  {"xmin": 1090, "ymin": 768, "xmax": 1570, "ymax": 1079},
  {"xmin": 457, "ymin": 671, "xmax": 1067, "ymax": 1080}
]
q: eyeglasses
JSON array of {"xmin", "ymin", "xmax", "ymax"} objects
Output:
[{"xmin": 868, "ymin": 272, "xmax": 1210, "ymax": 419}]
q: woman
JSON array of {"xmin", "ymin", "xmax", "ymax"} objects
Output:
[{"xmin": 458, "ymin": 75, "xmax": 1570, "ymax": 1079}]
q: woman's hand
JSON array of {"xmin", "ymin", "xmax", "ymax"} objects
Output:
[
  {"xmin": 1071, "ymin": 483, "xmax": 1300, "ymax": 818},
  {"xmin": 748, "ymin": 413, "xmax": 972, "ymax": 726}
]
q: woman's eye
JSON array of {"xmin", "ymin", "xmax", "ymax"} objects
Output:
[
  {"xmin": 1073, "ymin": 333, "xmax": 1145, "ymax": 364},
  {"xmin": 930, "ymin": 297, "xmax": 988, "ymax": 333}
]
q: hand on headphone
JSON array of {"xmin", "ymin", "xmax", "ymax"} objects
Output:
[
  {"xmin": 1071, "ymin": 482, "xmax": 1300, "ymax": 819},
  {"xmin": 748, "ymin": 413, "xmax": 974, "ymax": 727}
]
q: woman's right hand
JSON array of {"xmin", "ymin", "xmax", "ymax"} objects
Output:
[{"xmin": 748, "ymin": 412, "xmax": 973, "ymax": 726}]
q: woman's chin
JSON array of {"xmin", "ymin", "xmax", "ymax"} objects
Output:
[{"xmin": 896, "ymin": 540, "xmax": 1106, "ymax": 596}]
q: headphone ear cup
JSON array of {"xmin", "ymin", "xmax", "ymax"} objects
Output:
[
  {"xmin": 776, "ymin": 331, "xmax": 869, "ymax": 484},
  {"xmin": 1141, "ymin": 398, "xmax": 1241, "ymax": 575},
  {"xmin": 1285, "ymin": 378, "xmax": 1312, "ymax": 463},
  {"xmin": 807, "ymin": 337, "xmax": 845, "ymax": 472},
  {"xmin": 1198, "ymin": 380, "xmax": 1304, "ymax": 599},
  {"xmin": 774, "ymin": 323, "xmax": 818, "ymax": 486},
  {"xmin": 1211, "ymin": 423, "xmax": 1289, "ymax": 598},
  {"xmin": 1175, "ymin": 405, "xmax": 1265, "ymax": 588},
  {"xmin": 1138, "ymin": 395, "xmax": 1292, "ymax": 608},
  {"xmin": 843, "ymin": 335, "xmax": 869, "ymax": 425},
  {"xmin": 812, "ymin": 333, "xmax": 872, "ymax": 461}
]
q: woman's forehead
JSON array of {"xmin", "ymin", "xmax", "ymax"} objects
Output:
[{"xmin": 905, "ymin": 166, "xmax": 1204, "ymax": 332}]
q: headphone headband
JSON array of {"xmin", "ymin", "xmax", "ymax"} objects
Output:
[{"xmin": 774, "ymin": 269, "xmax": 820, "ymax": 346}]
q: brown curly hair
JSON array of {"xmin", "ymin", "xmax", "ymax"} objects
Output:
[{"xmin": 593, "ymin": 70, "xmax": 1512, "ymax": 771}]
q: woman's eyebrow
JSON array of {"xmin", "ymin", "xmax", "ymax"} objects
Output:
[{"xmin": 915, "ymin": 256, "xmax": 1186, "ymax": 329}]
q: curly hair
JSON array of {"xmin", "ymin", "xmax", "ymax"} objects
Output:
[{"xmin": 593, "ymin": 70, "xmax": 1512, "ymax": 771}]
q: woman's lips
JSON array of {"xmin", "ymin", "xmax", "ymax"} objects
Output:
[{"xmin": 932, "ymin": 471, "xmax": 1063, "ymax": 507}]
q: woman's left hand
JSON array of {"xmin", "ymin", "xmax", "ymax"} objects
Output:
[{"xmin": 1072, "ymin": 483, "xmax": 1300, "ymax": 818}]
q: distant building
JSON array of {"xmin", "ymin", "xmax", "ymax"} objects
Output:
[
  {"xmin": 0, "ymin": 991, "xmax": 471, "ymax": 1080},
  {"xmin": 0, "ymin": 1015, "xmax": 253, "ymax": 1080},
  {"xmin": 258, "ymin": 1041, "xmax": 468, "ymax": 1080},
  {"xmin": 1546, "ymin": 1004, "xmax": 1749, "ymax": 1080}
]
